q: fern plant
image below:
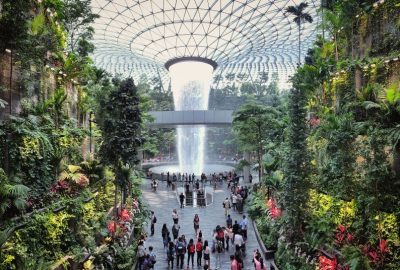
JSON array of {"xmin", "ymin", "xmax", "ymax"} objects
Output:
[
  {"xmin": 58, "ymin": 165, "xmax": 89, "ymax": 187},
  {"xmin": 0, "ymin": 169, "xmax": 30, "ymax": 218}
]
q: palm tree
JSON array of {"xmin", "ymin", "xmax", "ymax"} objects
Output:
[{"xmin": 285, "ymin": 2, "xmax": 313, "ymax": 66}]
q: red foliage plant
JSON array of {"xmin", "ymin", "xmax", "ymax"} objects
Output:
[
  {"xmin": 362, "ymin": 239, "xmax": 390, "ymax": 266},
  {"xmin": 50, "ymin": 180, "xmax": 70, "ymax": 193},
  {"xmin": 319, "ymin": 255, "xmax": 337, "ymax": 270},
  {"xmin": 335, "ymin": 225, "xmax": 354, "ymax": 246},
  {"xmin": 266, "ymin": 198, "xmax": 281, "ymax": 219}
]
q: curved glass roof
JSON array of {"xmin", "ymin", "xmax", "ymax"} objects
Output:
[{"xmin": 91, "ymin": 0, "xmax": 320, "ymax": 89}]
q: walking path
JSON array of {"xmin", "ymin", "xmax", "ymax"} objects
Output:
[{"xmin": 142, "ymin": 179, "xmax": 274, "ymax": 270}]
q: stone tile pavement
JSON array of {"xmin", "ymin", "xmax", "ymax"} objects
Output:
[{"xmin": 142, "ymin": 180, "xmax": 273, "ymax": 270}]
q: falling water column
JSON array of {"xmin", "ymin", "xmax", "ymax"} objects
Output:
[{"xmin": 168, "ymin": 60, "xmax": 214, "ymax": 175}]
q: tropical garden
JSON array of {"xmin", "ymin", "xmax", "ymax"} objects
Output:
[
  {"xmin": 0, "ymin": 1, "xmax": 154, "ymax": 269},
  {"xmin": 241, "ymin": 0, "xmax": 400, "ymax": 269},
  {"xmin": 0, "ymin": 0, "xmax": 399, "ymax": 269}
]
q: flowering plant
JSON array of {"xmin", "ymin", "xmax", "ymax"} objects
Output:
[
  {"xmin": 266, "ymin": 198, "xmax": 281, "ymax": 219},
  {"xmin": 107, "ymin": 222, "xmax": 116, "ymax": 234},
  {"xmin": 319, "ymin": 255, "xmax": 337, "ymax": 270},
  {"xmin": 119, "ymin": 209, "xmax": 132, "ymax": 222}
]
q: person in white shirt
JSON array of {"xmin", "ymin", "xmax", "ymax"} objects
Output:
[
  {"xmin": 172, "ymin": 209, "xmax": 179, "ymax": 224},
  {"xmin": 231, "ymin": 193, "xmax": 237, "ymax": 211},
  {"xmin": 233, "ymin": 233, "xmax": 244, "ymax": 249}
]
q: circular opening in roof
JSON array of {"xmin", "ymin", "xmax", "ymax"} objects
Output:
[{"xmin": 165, "ymin": 57, "xmax": 218, "ymax": 71}]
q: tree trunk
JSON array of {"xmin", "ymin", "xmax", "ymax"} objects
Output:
[
  {"xmin": 298, "ymin": 23, "xmax": 301, "ymax": 66},
  {"xmin": 335, "ymin": 33, "xmax": 339, "ymax": 62},
  {"xmin": 392, "ymin": 144, "xmax": 400, "ymax": 176},
  {"xmin": 114, "ymin": 182, "xmax": 118, "ymax": 218},
  {"xmin": 257, "ymin": 149, "xmax": 262, "ymax": 183},
  {"xmin": 355, "ymin": 66, "xmax": 363, "ymax": 91}
]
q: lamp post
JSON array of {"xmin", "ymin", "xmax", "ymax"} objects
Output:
[{"xmin": 5, "ymin": 48, "xmax": 12, "ymax": 115}]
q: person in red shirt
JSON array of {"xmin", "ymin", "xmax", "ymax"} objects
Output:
[
  {"xmin": 196, "ymin": 238, "xmax": 203, "ymax": 266},
  {"xmin": 187, "ymin": 238, "xmax": 195, "ymax": 268}
]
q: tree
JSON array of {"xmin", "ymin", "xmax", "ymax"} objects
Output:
[
  {"xmin": 98, "ymin": 78, "xmax": 143, "ymax": 205},
  {"xmin": 233, "ymin": 103, "xmax": 282, "ymax": 181},
  {"xmin": 0, "ymin": 0, "xmax": 32, "ymax": 52},
  {"xmin": 285, "ymin": 2, "xmax": 313, "ymax": 66},
  {"xmin": 61, "ymin": 0, "xmax": 99, "ymax": 56},
  {"xmin": 321, "ymin": 8, "xmax": 342, "ymax": 61},
  {"xmin": 282, "ymin": 86, "xmax": 309, "ymax": 244}
]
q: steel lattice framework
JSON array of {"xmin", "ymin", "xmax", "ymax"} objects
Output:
[{"xmin": 91, "ymin": 0, "xmax": 320, "ymax": 89}]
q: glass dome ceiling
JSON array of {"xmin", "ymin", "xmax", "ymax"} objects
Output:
[{"xmin": 91, "ymin": 0, "xmax": 320, "ymax": 89}]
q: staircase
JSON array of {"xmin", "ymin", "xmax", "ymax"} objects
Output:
[
  {"xmin": 197, "ymin": 191, "xmax": 206, "ymax": 207},
  {"xmin": 185, "ymin": 191, "xmax": 193, "ymax": 206}
]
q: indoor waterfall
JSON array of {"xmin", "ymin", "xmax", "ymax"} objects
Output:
[{"xmin": 169, "ymin": 60, "xmax": 213, "ymax": 175}]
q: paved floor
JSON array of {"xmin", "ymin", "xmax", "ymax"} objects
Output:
[{"xmin": 142, "ymin": 179, "xmax": 271, "ymax": 270}]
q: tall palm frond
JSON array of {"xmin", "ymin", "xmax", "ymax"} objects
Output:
[
  {"xmin": 285, "ymin": 2, "xmax": 313, "ymax": 65},
  {"xmin": 285, "ymin": 2, "xmax": 313, "ymax": 26}
]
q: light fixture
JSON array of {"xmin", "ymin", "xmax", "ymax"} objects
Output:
[{"xmin": 5, "ymin": 48, "xmax": 11, "ymax": 54}]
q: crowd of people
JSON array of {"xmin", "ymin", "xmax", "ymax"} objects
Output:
[
  {"xmin": 138, "ymin": 169, "xmax": 267, "ymax": 270},
  {"xmin": 139, "ymin": 210, "xmax": 265, "ymax": 270}
]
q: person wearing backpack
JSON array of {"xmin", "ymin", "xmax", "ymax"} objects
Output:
[
  {"xmin": 172, "ymin": 223, "xmax": 180, "ymax": 240},
  {"xmin": 215, "ymin": 238, "xmax": 223, "ymax": 269},
  {"xmin": 186, "ymin": 238, "xmax": 195, "ymax": 268},
  {"xmin": 223, "ymin": 197, "xmax": 231, "ymax": 216},
  {"xmin": 196, "ymin": 238, "xmax": 203, "ymax": 266},
  {"xmin": 148, "ymin": 246, "xmax": 156, "ymax": 269},
  {"xmin": 142, "ymin": 254, "xmax": 151, "ymax": 270},
  {"xmin": 216, "ymin": 225, "xmax": 225, "ymax": 250},
  {"xmin": 150, "ymin": 211, "xmax": 157, "ymax": 236},
  {"xmin": 175, "ymin": 237, "xmax": 186, "ymax": 269},
  {"xmin": 167, "ymin": 241, "xmax": 175, "ymax": 268}
]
